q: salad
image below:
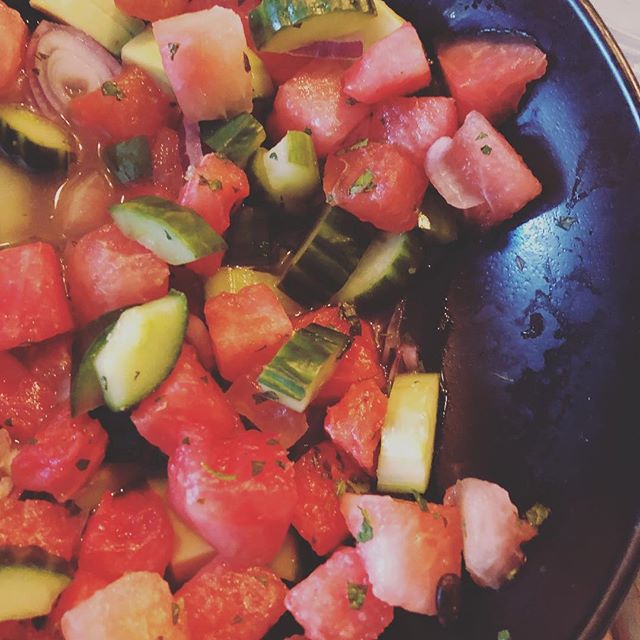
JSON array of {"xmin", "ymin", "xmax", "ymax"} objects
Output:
[{"xmin": 0, "ymin": 0, "xmax": 551, "ymax": 638}]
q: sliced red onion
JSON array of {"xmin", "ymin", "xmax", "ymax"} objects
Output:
[
  {"xmin": 183, "ymin": 120, "xmax": 203, "ymax": 168},
  {"xmin": 291, "ymin": 40, "xmax": 363, "ymax": 59},
  {"xmin": 26, "ymin": 21, "xmax": 121, "ymax": 120}
]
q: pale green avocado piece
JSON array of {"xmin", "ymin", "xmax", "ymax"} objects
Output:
[
  {"xmin": 30, "ymin": 0, "xmax": 144, "ymax": 54},
  {"xmin": 121, "ymin": 28, "xmax": 174, "ymax": 96}
]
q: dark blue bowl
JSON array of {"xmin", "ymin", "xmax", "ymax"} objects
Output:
[{"xmin": 10, "ymin": 0, "xmax": 640, "ymax": 638}]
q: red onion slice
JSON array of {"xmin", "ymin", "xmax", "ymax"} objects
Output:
[
  {"xmin": 183, "ymin": 120, "xmax": 203, "ymax": 168},
  {"xmin": 26, "ymin": 21, "xmax": 121, "ymax": 120},
  {"xmin": 291, "ymin": 40, "xmax": 364, "ymax": 59}
]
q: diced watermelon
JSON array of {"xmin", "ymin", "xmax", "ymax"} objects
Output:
[
  {"xmin": 226, "ymin": 370, "xmax": 309, "ymax": 449},
  {"xmin": 64, "ymin": 223, "xmax": 170, "ymax": 325},
  {"xmin": 20, "ymin": 335, "xmax": 72, "ymax": 405},
  {"xmin": 154, "ymin": 7, "xmax": 252, "ymax": 122},
  {"xmin": 438, "ymin": 35, "xmax": 548, "ymax": 124},
  {"xmin": 292, "ymin": 442, "xmax": 370, "ymax": 556},
  {"xmin": 324, "ymin": 379, "xmax": 387, "ymax": 475},
  {"xmin": 78, "ymin": 487, "xmax": 175, "ymax": 581},
  {"xmin": 115, "ymin": 0, "xmax": 188, "ymax": 21},
  {"xmin": 168, "ymin": 431, "xmax": 297, "ymax": 566},
  {"xmin": 367, "ymin": 96, "xmax": 458, "ymax": 165},
  {"xmin": 11, "ymin": 406, "xmax": 108, "ymax": 502},
  {"xmin": 185, "ymin": 314, "xmax": 216, "ymax": 370},
  {"xmin": 177, "ymin": 559, "xmax": 287, "ymax": 640},
  {"xmin": 285, "ymin": 546, "xmax": 393, "ymax": 640},
  {"xmin": 0, "ymin": 621, "xmax": 55, "ymax": 640},
  {"xmin": 152, "ymin": 126, "xmax": 184, "ymax": 198},
  {"xmin": 131, "ymin": 344, "xmax": 242, "ymax": 456},
  {"xmin": 204, "ymin": 284, "xmax": 293, "ymax": 382},
  {"xmin": 0, "ymin": 1, "xmax": 28, "ymax": 93},
  {"xmin": 343, "ymin": 23, "xmax": 431, "ymax": 104},
  {"xmin": 61, "ymin": 572, "xmax": 187, "ymax": 640},
  {"xmin": 268, "ymin": 60, "xmax": 370, "ymax": 158},
  {"xmin": 259, "ymin": 51, "xmax": 314, "ymax": 85},
  {"xmin": 424, "ymin": 110, "xmax": 542, "ymax": 226},
  {"xmin": 0, "ymin": 242, "xmax": 74, "ymax": 351},
  {"xmin": 0, "ymin": 498, "xmax": 84, "ymax": 561},
  {"xmin": 340, "ymin": 494, "xmax": 462, "ymax": 615},
  {"xmin": 324, "ymin": 141, "xmax": 428, "ymax": 232},
  {"xmin": 444, "ymin": 478, "xmax": 537, "ymax": 589},
  {"xmin": 293, "ymin": 307, "xmax": 385, "ymax": 403}
]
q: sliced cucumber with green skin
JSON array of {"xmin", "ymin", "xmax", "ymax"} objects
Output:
[
  {"xmin": 258, "ymin": 323, "xmax": 351, "ymax": 413},
  {"xmin": 376, "ymin": 373, "xmax": 439, "ymax": 494},
  {"xmin": 333, "ymin": 232, "xmax": 423, "ymax": 307},
  {"xmin": 250, "ymin": 131, "xmax": 321, "ymax": 214},
  {"xmin": 0, "ymin": 545, "xmax": 72, "ymax": 622},
  {"xmin": 110, "ymin": 196, "xmax": 227, "ymax": 265},
  {"xmin": 105, "ymin": 135, "xmax": 152, "ymax": 184},
  {"xmin": 0, "ymin": 105, "xmax": 73, "ymax": 172},
  {"xmin": 352, "ymin": 0, "xmax": 404, "ymax": 49},
  {"xmin": 249, "ymin": 0, "xmax": 377, "ymax": 52},
  {"xmin": 245, "ymin": 49, "xmax": 274, "ymax": 99},
  {"xmin": 200, "ymin": 113, "xmax": 266, "ymax": 169},
  {"xmin": 93, "ymin": 290, "xmax": 188, "ymax": 411},
  {"xmin": 225, "ymin": 205, "xmax": 272, "ymax": 268},
  {"xmin": 71, "ymin": 320, "xmax": 116, "ymax": 417},
  {"xmin": 278, "ymin": 206, "xmax": 374, "ymax": 307}
]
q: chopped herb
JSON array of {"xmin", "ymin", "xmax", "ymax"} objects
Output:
[
  {"xmin": 506, "ymin": 567, "xmax": 519, "ymax": 581},
  {"xmin": 182, "ymin": 437, "xmax": 191, "ymax": 445},
  {"xmin": 201, "ymin": 462, "xmax": 237, "ymax": 481},
  {"xmin": 412, "ymin": 491, "xmax": 429, "ymax": 512},
  {"xmin": 75, "ymin": 458, "xmax": 90, "ymax": 471},
  {"xmin": 171, "ymin": 601, "xmax": 180, "ymax": 625},
  {"xmin": 266, "ymin": 438, "xmax": 279, "ymax": 446},
  {"xmin": 356, "ymin": 507, "xmax": 374, "ymax": 542},
  {"xmin": 304, "ymin": 127, "xmax": 312, "ymax": 136},
  {"xmin": 200, "ymin": 375, "xmax": 209, "ymax": 384},
  {"xmin": 168, "ymin": 42, "xmax": 180, "ymax": 61},
  {"xmin": 349, "ymin": 169, "xmax": 375, "ymax": 196},
  {"xmin": 198, "ymin": 174, "xmax": 222, "ymax": 191},
  {"xmin": 232, "ymin": 614, "xmax": 244, "ymax": 624},
  {"xmin": 269, "ymin": 151, "xmax": 278, "ymax": 160},
  {"xmin": 252, "ymin": 391, "xmax": 279, "ymax": 404},
  {"xmin": 27, "ymin": 438, "xmax": 38, "ymax": 445},
  {"xmin": 348, "ymin": 137, "xmax": 368, "ymax": 151},
  {"xmin": 481, "ymin": 144, "xmax": 493, "ymax": 156},
  {"xmin": 164, "ymin": 229, "xmax": 173, "ymax": 241},
  {"xmin": 345, "ymin": 97, "xmax": 358, "ymax": 106},
  {"xmin": 101, "ymin": 80, "xmax": 125, "ymax": 101},
  {"xmin": 339, "ymin": 303, "xmax": 361, "ymax": 337},
  {"xmin": 276, "ymin": 460, "xmax": 286, "ymax": 470},
  {"xmin": 133, "ymin": 370, "xmax": 141, "ymax": 380},
  {"xmin": 154, "ymin": 395, "xmax": 166, "ymax": 404},
  {"xmin": 251, "ymin": 460, "xmax": 266, "ymax": 476},
  {"xmin": 526, "ymin": 503, "xmax": 551, "ymax": 527},
  {"xmin": 347, "ymin": 582, "xmax": 368, "ymax": 609},
  {"xmin": 35, "ymin": 52, "xmax": 49, "ymax": 61},
  {"xmin": 3, "ymin": 418, "xmax": 12, "ymax": 428},
  {"xmin": 255, "ymin": 573, "xmax": 269, "ymax": 587},
  {"xmin": 431, "ymin": 510, "xmax": 441, "ymax": 520},
  {"xmin": 476, "ymin": 132, "xmax": 489, "ymax": 140},
  {"xmin": 32, "ymin": 68, "xmax": 40, "ymax": 76},
  {"xmin": 335, "ymin": 479, "xmax": 347, "ymax": 497},
  {"xmin": 100, "ymin": 376, "xmax": 108, "ymax": 391},
  {"xmin": 497, "ymin": 630, "xmax": 511, "ymax": 640},
  {"xmin": 556, "ymin": 215, "xmax": 577, "ymax": 231},
  {"xmin": 515, "ymin": 255, "xmax": 526, "ymax": 271},
  {"xmin": 243, "ymin": 52, "xmax": 251, "ymax": 73}
]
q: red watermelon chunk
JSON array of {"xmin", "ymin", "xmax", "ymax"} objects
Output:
[
  {"xmin": 0, "ymin": 242, "xmax": 74, "ymax": 351},
  {"xmin": 343, "ymin": 23, "xmax": 431, "ymax": 104},
  {"xmin": 0, "ymin": 498, "xmax": 84, "ymax": 561},
  {"xmin": 340, "ymin": 494, "xmax": 462, "ymax": 615},
  {"xmin": 153, "ymin": 7, "xmax": 252, "ymax": 122},
  {"xmin": 64, "ymin": 223, "xmax": 169, "ymax": 325},
  {"xmin": 324, "ymin": 379, "xmax": 387, "ymax": 475},
  {"xmin": 292, "ymin": 442, "xmax": 370, "ymax": 556},
  {"xmin": 438, "ymin": 35, "xmax": 548, "ymax": 124},
  {"xmin": 61, "ymin": 572, "xmax": 187, "ymax": 640},
  {"xmin": 368, "ymin": 96, "xmax": 458, "ymax": 166},
  {"xmin": 285, "ymin": 546, "xmax": 393, "ymax": 640},
  {"xmin": 177, "ymin": 560, "xmax": 287, "ymax": 640},
  {"xmin": 131, "ymin": 344, "xmax": 242, "ymax": 456},
  {"xmin": 204, "ymin": 284, "xmax": 293, "ymax": 382},
  {"xmin": 444, "ymin": 478, "xmax": 537, "ymax": 589},
  {"xmin": 424, "ymin": 110, "xmax": 542, "ymax": 227},
  {"xmin": 268, "ymin": 60, "xmax": 370, "ymax": 158}
]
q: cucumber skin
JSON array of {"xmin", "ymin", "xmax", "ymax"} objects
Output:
[
  {"xmin": 200, "ymin": 113, "xmax": 266, "ymax": 168},
  {"xmin": 249, "ymin": 0, "xmax": 376, "ymax": 51}
]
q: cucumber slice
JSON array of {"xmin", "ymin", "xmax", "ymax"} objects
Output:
[
  {"xmin": 353, "ymin": 0, "xmax": 405, "ymax": 48},
  {"xmin": 0, "ymin": 546, "xmax": 72, "ymax": 622},
  {"xmin": 121, "ymin": 27, "xmax": 174, "ymax": 96},
  {"xmin": 245, "ymin": 49, "xmax": 274, "ymax": 99},
  {"xmin": 333, "ymin": 232, "xmax": 423, "ymax": 307},
  {"xmin": 71, "ymin": 320, "xmax": 116, "ymax": 417},
  {"xmin": 249, "ymin": 0, "xmax": 377, "ymax": 52},
  {"xmin": 225, "ymin": 205, "xmax": 272, "ymax": 268},
  {"xmin": 376, "ymin": 373, "xmax": 439, "ymax": 494},
  {"xmin": 418, "ymin": 190, "xmax": 460, "ymax": 245},
  {"xmin": 250, "ymin": 131, "xmax": 321, "ymax": 214},
  {"xmin": 205, "ymin": 267, "xmax": 303, "ymax": 316},
  {"xmin": 257, "ymin": 323, "xmax": 351, "ymax": 412},
  {"xmin": 93, "ymin": 291, "xmax": 188, "ymax": 411},
  {"xmin": 29, "ymin": 0, "xmax": 144, "ymax": 54},
  {"xmin": 105, "ymin": 136, "xmax": 152, "ymax": 184},
  {"xmin": 278, "ymin": 206, "xmax": 374, "ymax": 307},
  {"xmin": 0, "ymin": 105, "xmax": 73, "ymax": 172},
  {"xmin": 110, "ymin": 196, "xmax": 227, "ymax": 265},
  {"xmin": 200, "ymin": 113, "xmax": 266, "ymax": 169}
]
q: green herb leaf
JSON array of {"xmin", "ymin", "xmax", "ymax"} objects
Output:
[
  {"xmin": 303, "ymin": 127, "xmax": 313, "ymax": 136},
  {"xmin": 3, "ymin": 418, "xmax": 12, "ymax": 427},
  {"xmin": 347, "ymin": 582, "xmax": 368, "ymax": 609},
  {"xmin": 168, "ymin": 42, "xmax": 180, "ymax": 61},
  {"xmin": 412, "ymin": 491, "xmax": 429, "ymax": 512},
  {"xmin": 497, "ymin": 630, "xmax": 511, "ymax": 640},
  {"xmin": 335, "ymin": 479, "xmax": 347, "ymax": 497},
  {"xmin": 198, "ymin": 174, "xmax": 223, "ymax": 191},
  {"xmin": 182, "ymin": 437, "xmax": 191, "ymax": 445},
  {"xmin": 269, "ymin": 151, "xmax": 278, "ymax": 160},
  {"xmin": 481, "ymin": 144, "xmax": 493, "ymax": 156},
  {"xmin": 266, "ymin": 438, "xmax": 279, "ymax": 446},
  {"xmin": 251, "ymin": 460, "xmax": 266, "ymax": 476},
  {"xmin": 476, "ymin": 132, "xmax": 489, "ymax": 140},
  {"xmin": 201, "ymin": 462, "xmax": 237, "ymax": 481},
  {"xmin": 252, "ymin": 391, "xmax": 279, "ymax": 405},
  {"xmin": 101, "ymin": 80, "xmax": 125, "ymax": 101},
  {"xmin": 276, "ymin": 460, "xmax": 286, "ymax": 470},
  {"xmin": 357, "ymin": 507, "xmax": 374, "ymax": 542},
  {"xmin": 349, "ymin": 169, "xmax": 375, "ymax": 196},
  {"xmin": 526, "ymin": 503, "xmax": 551, "ymax": 527}
]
